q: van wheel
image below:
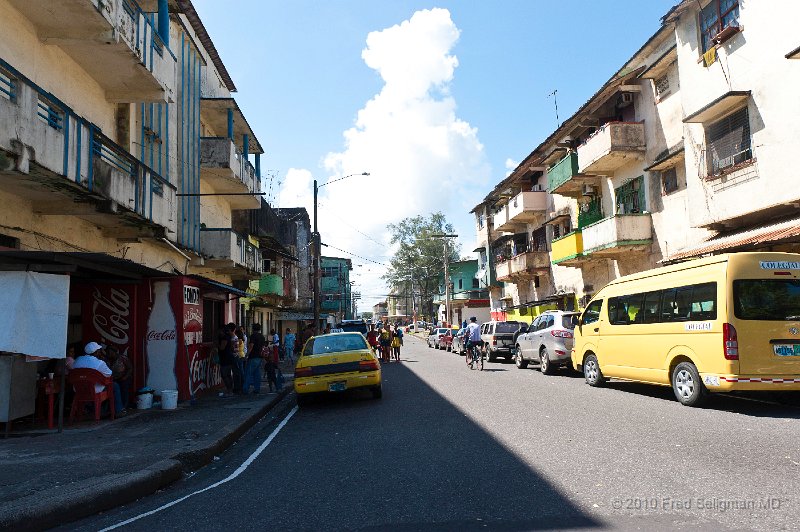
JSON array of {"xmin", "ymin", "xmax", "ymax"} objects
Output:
[
  {"xmin": 514, "ymin": 347, "xmax": 528, "ymax": 369},
  {"xmin": 540, "ymin": 347, "xmax": 554, "ymax": 375},
  {"xmin": 672, "ymin": 362, "xmax": 708, "ymax": 407},
  {"xmin": 583, "ymin": 354, "xmax": 606, "ymax": 387}
]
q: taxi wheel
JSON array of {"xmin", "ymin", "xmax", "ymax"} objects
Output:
[
  {"xmin": 672, "ymin": 362, "xmax": 708, "ymax": 407},
  {"xmin": 583, "ymin": 354, "xmax": 606, "ymax": 387},
  {"xmin": 514, "ymin": 347, "xmax": 528, "ymax": 369},
  {"xmin": 371, "ymin": 385, "xmax": 383, "ymax": 399}
]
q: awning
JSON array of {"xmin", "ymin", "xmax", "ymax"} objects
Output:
[
  {"xmin": 193, "ymin": 277, "xmax": 251, "ymax": 298},
  {"xmin": 644, "ymin": 146, "xmax": 685, "ymax": 172},
  {"xmin": 666, "ymin": 216, "xmax": 800, "ymax": 262},
  {"xmin": 786, "ymin": 44, "xmax": 800, "ymax": 59},
  {"xmin": 544, "ymin": 212, "xmax": 571, "ymax": 226},
  {"xmin": 638, "ymin": 44, "xmax": 677, "ymax": 79},
  {"xmin": 683, "ymin": 90, "xmax": 750, "ymax": 123},
  {"xmin": 0, "ymin": 251, "xmax": 175, "ymax": 279}
]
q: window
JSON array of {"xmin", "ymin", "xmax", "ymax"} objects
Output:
[
  {"xmin": 322, "ymin": 266, "xmax": 338, "ymax": 277},
  {"xmin": 458, "ymin": 279, "xmax": 463, "ymax": 290},
  {"xmin": 608, "ymin": 283, "xmax": 716, "ymax": 324},
  {"xmin": 582, "ymin": 300, "xmax": 603, "ymax": 325},
  {"xmin": 531, "ymin": 227, "xmax": 547, "ymax": 252},
  {"xmin": 733, "ymin": 280, "xmax": 800, "ymax": 321},
  {"xmin": 477, "ymin": 214, "xmax": 485, "ymax": 229},
  {"xmin": 700, "ymin": 0, "xmax": 740, "ymax": 53},
  {"xmin": 609, "ymin": 294, "xmax": 644, "ymax": 325},
  {"xmin": 615, "ymin": 176, "xmax": 645, "ymax": 214},
  {"xmin": 706, "ymin": 107, "xmax": 752, "ymax": 177},
  {"xmin": 654, "ymin": 75, "xmax": 670, "ymax": 99},
  {"xmin": 641, "ymin": 291, "xmax": 662, "ymax": 323},
  {"xmin": 472, "ymin": 278, "xmax": 479, "ymax": 289},
  {"xmin": 661, "ymin": 168, "xmax": 679, "ymax": 195}
]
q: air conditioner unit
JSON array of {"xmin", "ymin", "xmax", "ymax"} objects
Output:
[
  {"xmin": 582, "ymin": 184, "xmax": 597, "ymax": 196},
  {"xmin": 617, "ymin": 92, "xmax": 634, "ymax": 107}
]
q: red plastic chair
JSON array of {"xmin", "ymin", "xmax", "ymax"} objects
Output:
[{"xmin": 68, "ymin": 369, "xmax": 115, "ymax": 422}]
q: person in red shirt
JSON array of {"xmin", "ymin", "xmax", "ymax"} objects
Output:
[{"xmin": 366, "ymin": 324, "xmax": 380, "ymax": 353}]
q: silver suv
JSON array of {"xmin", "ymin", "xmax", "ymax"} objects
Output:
[{"xmin": 514, "ymin": 310, "xmax": 579, "ymax": 374}]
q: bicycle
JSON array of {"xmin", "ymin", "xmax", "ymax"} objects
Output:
[{"xmin": 465, "ymin": 341, "xmax": 483, "ymax": 371}]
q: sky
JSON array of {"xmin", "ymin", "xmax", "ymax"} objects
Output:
[{"xmin": 193, "ymin": 0, "xmax": 677, "ymax": 310}]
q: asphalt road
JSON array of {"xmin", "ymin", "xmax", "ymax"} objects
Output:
[{"xmin": 68, "ymin": 336, "xmax": 800, "ymax": 531}]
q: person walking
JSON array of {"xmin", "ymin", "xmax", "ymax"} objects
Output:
[
  {"xmin": 391, "ymin": 326, "xmax": 402, "ymax": 362},
  {"xmin": 234, "ymin": 325, "xmax": 247, "ymax": 393},
  {"xmin": 378, "ymin": 326, "xmax": 392, "ymax": 363},
  {"xmin": 217, "ymin": 324, "xmax": 237, "ymax": 397},
  {"xmin": 243, "ymin": 323, "xmax": 265, "ymax": 395},
  {"xmin": 284, "ymin": 328, "xmax": 296, "ymax": 365}
]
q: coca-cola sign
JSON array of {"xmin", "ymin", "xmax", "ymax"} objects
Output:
[
  {"xmin": 189, "ymin": 349, "xmax": 220, "ymax": 394},
  {"xmin": 92, "ymin": 286, "xmax": 131, "ymax": 355},
  {"xmin": 147, "ymin": 329, "xmax": 177, "ymax": 341}
]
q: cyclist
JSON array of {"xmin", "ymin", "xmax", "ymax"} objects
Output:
[{"xmin": 465, "ymin": 316, "xmax": 482, "ymax": 369}]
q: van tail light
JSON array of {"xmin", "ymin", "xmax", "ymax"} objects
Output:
[
  {"xmin": 359, "ymin": 360, "xmax": 380, "ymax": 372},
  {"xmin": 723, "ymin": 323, "xmax": 739, "ymax": 360},
  {"xmin": 551, "ymin": 330, "xmax": 573, "ymax": 339},
  {"xmin": 295, "ymin": 366, "xmax": 313, "ymax": 378},
  {"xmin": 492, "ymin": 336, "xmax": 497, "ymax": 346}
]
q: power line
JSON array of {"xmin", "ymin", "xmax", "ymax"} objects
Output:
[{"xmin": 320, "ymin": 242, "xmax": 388, "ymax": 266}]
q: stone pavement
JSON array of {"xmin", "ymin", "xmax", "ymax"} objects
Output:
[{"xmin": 0, "ymin": 364, "xmax": 295, "ymax": 530}]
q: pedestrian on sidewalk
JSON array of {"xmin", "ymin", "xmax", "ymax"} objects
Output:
[
  {"xmin": 234, "ymin": 325, "xmax": 247, "ymax": 393},
  {"xmin": 218, "ymin": 324, "xmax": 237, "ymax": 397},
  {"xmin": 106, "ymin": 346, "xmax": 133, "ymax": 409},
  {"xmin": 391, "ymin": 326, "xmax": 402, "ymax": 362},
  {"xmin": 284, "ymin": 328, "xmax": 296, "ymax": 365},
  {"xmin": 243, "ymin": 323, "xmax": 265, "ymax": 394}
]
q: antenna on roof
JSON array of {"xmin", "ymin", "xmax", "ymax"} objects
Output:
[{"xmin": 548, "ymin": 89, "xmax": 560, "ymax": 129}]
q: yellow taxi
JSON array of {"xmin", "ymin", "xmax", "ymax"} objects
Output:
[{"xmin": 294, "ymin": 332, "xmax": 382, "ymax": 405}]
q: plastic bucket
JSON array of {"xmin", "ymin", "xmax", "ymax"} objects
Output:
[
  {"xmin": 136, "ymin": 392, "xmax": 153, "ymax": 410},
  {"xmin": 161, "ymin": 390, "xmax": 178, "ymax": 410}
]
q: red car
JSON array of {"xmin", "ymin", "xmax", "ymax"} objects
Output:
[{"xmin": 437, "ymin": 329, "xmax": 457, "ymax": 351}]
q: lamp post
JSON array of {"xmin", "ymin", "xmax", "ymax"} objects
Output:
[
  {"xmin": 430, "ymin": 233, "xmax": 458, "ymax": 326},
  {"xmin": 312, "ymin": 172, "xmax": 370, "ymax": 331}
]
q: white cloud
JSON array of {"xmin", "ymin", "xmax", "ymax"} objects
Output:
[
  {"xmin": 505, "ymin": 158, "xmax": 518, "ymax": 176},
  {"xmin": 278, "ymin": 8, "xmax": 490, "ymax": 311}
]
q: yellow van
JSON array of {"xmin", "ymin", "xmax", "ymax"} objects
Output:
[{"xmin": 571, "ymin": 252, "xmax": 800, "ymax": 406}]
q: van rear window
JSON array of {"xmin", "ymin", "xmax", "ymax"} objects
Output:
[
  {"xmin": 495, "ymin": 322, "xmax": 519, "ymax": 333},
  {"xmin": 733, "ymin": 279, "xmax": 800, "ymax": 321}
]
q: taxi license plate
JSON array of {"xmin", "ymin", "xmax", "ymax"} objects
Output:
[
  {"xmin": 328, "ymin": 382, "xmax": 347, "ymax": 392},
  {"xmin": 773, "ymin": 344, "xmax": 800, "ymax": 357}
]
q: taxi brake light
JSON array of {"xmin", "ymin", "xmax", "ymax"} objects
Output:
[
  {"xmin": 359, "ymin": 360, "xmax": 380, "ymax": 372},
  {"xmin": 295, "ymin": 366, "xmax": 313, "ymax": 378},
  {"xmin": 723, "ymin": 322, "xmax": 739, "ymax": 360}
]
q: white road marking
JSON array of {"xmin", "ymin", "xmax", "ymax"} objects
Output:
[{"xmin": 100, "ymin": 405, "xmax": 299, "ymax": 531}]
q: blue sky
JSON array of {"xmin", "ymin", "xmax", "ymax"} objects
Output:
[{"xmin": 193, "ymin": 0, "xmax": 676, "ymax": 307}]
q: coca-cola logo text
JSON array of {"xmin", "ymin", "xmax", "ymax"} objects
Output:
[
  {"xmin": 92, "ymin": 287, "xmax": 130, "ymax": 346},
  {"xmin": 146, "ymin": 329, "xmax": 176, "ymax": 341},
  {"xmin": 189, "ymin": 350, "xmax": 221, "ymax": 394},
  {"xmin": 184, "ymin": 307, "xmax": 202, "ymax": 326}
]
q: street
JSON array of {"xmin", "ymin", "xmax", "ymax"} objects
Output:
[{"xmin": 69, "ymin": 336, "xmax": 800, "ymax": 531}]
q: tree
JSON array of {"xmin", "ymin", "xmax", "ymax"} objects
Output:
[{"xmin": 384, "ymin": 213, "xmax": 461, "ymax": 320}]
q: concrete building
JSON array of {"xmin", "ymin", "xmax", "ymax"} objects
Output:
[
  {"xmin": 432, "ymin": 259, "xmax": 490, "ymax": 326},
  {"xmin": 474, "ymin": 0, "xmax": 800, "ymax": 322},
  {"xmin": 321, "ymin": 256, "xmax": 353, "ymax": 323},
  {"xmin": 0, "ymin": 0, "xmax": 279, "ymax": 405}
]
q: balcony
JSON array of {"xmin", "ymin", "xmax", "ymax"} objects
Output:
[
  {"xmin": 199, "ymin": 229, "xmax": 262, "ymax": 279},
  {"xmin": 577, "ymin": 122, "xmax": 645, "ymax": 174},
  {"xmin": 551, "ymin": 231, "xmax": 585, "ymax": 267},
  {"xmin": 199, "ymin": 137, "xmax": 261, "ymax": 209},
  {"xmin": 0, "ymin": 65, "xmax": 176, "ymax": 239},
  {"xmin": 547, "ymin": 152, "xmax": 601, "ymax": 199},
  {"xmin": 491, "ymin": 205, "xmax": 509, "ymax": 233},
  {"xmin": 8, "ymin": 0, "xmax": 174, "ymax": 102},
  {"xmin": 495, "ymin": 250, "xmax": 550, "ymax": 281},
  {"xmin": 581, "ymin": 214, "xmax": 652, "ymax": 258},
  {"xmin": 495, "ymin": 190, "xmax": 547, "ymax": 232}
]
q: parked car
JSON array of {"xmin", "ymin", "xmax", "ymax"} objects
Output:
[
  {"xmin": 437, "ymin": 329, "xmax": 458, "ymax": 351},
  {"xmin": 427, "ymin": 327, "xmax": 450, "ymax": 348},
  {"xmin": 515, "ymin": 310, "xmax": 579, "ymax": 374},
  {"xmin": 480, "ymin": 321, "xmax": 522, "ymax": 362},
  {"xmin": 451, "ymin": 328, "xmax": 468, "ymax": 355},
  {"xmin": 337, "ymin": 320, "xmax": 368, "ymax": 335}
]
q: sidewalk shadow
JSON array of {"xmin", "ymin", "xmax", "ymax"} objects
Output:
[{"xmin": 289, "ymin": 362, "xmax": 603, "ymax": 530}]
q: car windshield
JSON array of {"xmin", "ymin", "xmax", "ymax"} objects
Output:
[
  {"xmin": 560, "ymin": 313, "xmax": 579, "ymax": 330},
  {"xmin": 436, "ymin": 328, "xmax": 449, "ymax": 334},
  {"xmin": 733, "ymin": 279, "xmax": 800, "ymax": 320},
  {"xmin": 337, "ymin": 321, "xmax": 368, "ymax": 334},
  {"xmin": 495, "ymin": 322, "xmax": 519, "ymax": 333},
  {"xmin": 303, "ymin": 334, "xmax": 368, "ymax": 355}
]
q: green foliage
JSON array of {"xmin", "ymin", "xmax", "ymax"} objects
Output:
[{"xmin": 384, "ymin": 213, "xmax": 460, "ymax": 316}]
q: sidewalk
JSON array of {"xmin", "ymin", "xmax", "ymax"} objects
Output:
[{"xmin": 0, "ymin": 364, "xmax": 294, "ymax": 530}]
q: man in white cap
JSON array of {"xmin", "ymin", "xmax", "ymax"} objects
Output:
[{"xmin": 73, "ymin": 342, "xmax": 126, "ymax": 416}]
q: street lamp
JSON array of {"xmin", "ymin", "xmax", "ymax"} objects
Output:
[
  {"xmin": 430, "ymin": 233, "xmax": 458, "ymax": 327},
  {"xmin": 313, "ymin": 172, "xmax": 370, "ymax": 330}
]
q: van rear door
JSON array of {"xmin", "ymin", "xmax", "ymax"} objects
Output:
[{"xmin": 732, "ymin": 278, "xmax": 800, "ymax": 375}]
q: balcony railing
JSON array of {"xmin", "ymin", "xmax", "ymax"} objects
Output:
[
  {"xmin": 200, "ymin": 137, "xmax": 261, "ymax": 209},
  {"xmin": 547, "ymin": 151, "xmax": 602, "ymax": 198},
  {"xmin": 0, "ymin": 60, "xmax": 176, "ymax": 236},
  {"xmin": 495, "ymin": 190, "xmax": 548, "ymax": 231},
  {"xmin": 8, "ymin": 0, "xmax": 174, "ymax": 102},
  {"xmin": 577, "ymin": 122, "xmax": 645, "ymax": 174},
  {"xmin": 491, "ymin": 205, "xmax": 509, "ymax": 232},
  {"xmin": 581, "ymin": 214, "xmax": 652, "ymax": 258},
  {"xmin": 495, "ymin": 250, "xmax": 550, "ymax": 281},
  {"xmin": 551, "ymin": 231, "xmax": 584, "ymax": 267},
  {"xmin": 259, "ymin": 273, "xmax": 284, "ymax": 297},
  {"xmin": 199, "ymin": 229, "xmax": 263, "ymax": 278}
]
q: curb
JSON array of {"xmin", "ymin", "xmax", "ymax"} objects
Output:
[{"xmin": 0, "ymin": 387, "xmax": 293, "ymax": 531}]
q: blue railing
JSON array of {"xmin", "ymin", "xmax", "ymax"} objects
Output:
[
  {"xmin": 120, "ymin": 0, "xmax": 174, "ymax": 76},
  {"xmin": 0, "ymin": 70, "xmax": 14, "ymax": 101},
  {"xmin": 0, "ymin": 56, "xmax": 175, "ymax": 227}
]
